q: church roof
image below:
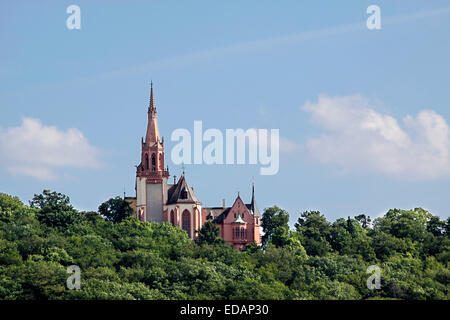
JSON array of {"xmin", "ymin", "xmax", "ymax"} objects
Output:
[
  {"xmin": 167, "ymin": 175, "xmax": 201, "ymax": 205},
  {"xmin": 211, "ymin": 208, "xmax": 231, "ymax": 224},
  {"xmin": 210, "ymin": 182, "xmax": 261, "ymax": 224},
  {"xmin": 167, "ymin": 183, "xmax": 177, "ymax": 200}
]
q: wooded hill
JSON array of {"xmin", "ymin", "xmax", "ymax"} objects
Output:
[{"xmin": 0, "ymin": 190, "xmax": 448, "ymax": 300}]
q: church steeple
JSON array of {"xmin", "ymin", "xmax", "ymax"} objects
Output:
[
  {"xmin": 137, "ymin": 81, "xmax": 169, "ymax": 183},
  {"xmin": 136, "ymin": 82, "xmax": 169, "ymax": 224},
  {"xmin": 145, "ymin": 81, "xmax": 160, "ymax": 145}
]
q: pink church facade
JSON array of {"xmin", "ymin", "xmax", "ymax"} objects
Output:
[
  {"xmin": 127, "ymin": 83, "xmax": 262, "ymax": 249},
  {"xmin": 203, "ymin": 189, "xmax": 262, "ymax": 250}
]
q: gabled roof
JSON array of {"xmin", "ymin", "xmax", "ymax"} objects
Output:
[
  {"xmin": 167, "ymin": 175, "xmax": 201, "ymax": 205},
  {"xmin": 211, "ymin": 183, "xmax": 261, "ymax": 224}
]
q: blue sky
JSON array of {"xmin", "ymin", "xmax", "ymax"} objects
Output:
[{"xmin": 1, "ymin": 0, "xmax": 450, "ymax": 224}]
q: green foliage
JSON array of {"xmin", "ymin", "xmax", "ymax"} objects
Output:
[
  {"xmin": 98, "ymin": 196, "xmax": 133, "ymax": 223},
  {"xmin": 197, "ymin": 221, "xmax": 224, "ymax": 245},
  {"xmin": 328, "ymin": 217, "xmax": 376, "ymax": 261},
  {"xmin": 30, "ymin": 190, "xmax": 80, "ymax": 229},
  {"xmin": 0, "ymin": 193, "xmax": 24, "ymax": 222},
  {"xmin": 261, "ymin": 206, "xmax": 290, "ymax": 247},
  {"xmin": 0, "ymin": 239, "xmax": 22, "ymax": 265},
  {"xmin": 295, "ymin": 211, "xmax": 332, "ymax": 256},
  {"xmin": 0, "ymin": 190, "xmax": 448, "ymax": 300},
  {"xmin": 374, "ymin": 208, "xmax": 431, "ymax": 242}
]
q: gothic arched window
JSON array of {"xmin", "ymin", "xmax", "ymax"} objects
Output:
[
  {"xmin": 170, "ymin": 210, "xmax": 176, "ymax": 226},
  {"xmin": 151, "ymin": 153, "xmax": 156, "ymax": 171},
  {"xmin": 182, "ymin": 210, "xmax": 191, "ymax": 238},
  {"xmin": 145, "ymin": 154, "xmax": 149, "ymax": 170}
]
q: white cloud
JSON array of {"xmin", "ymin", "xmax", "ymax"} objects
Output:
[
  {"xmin": 0, "ymin": 118, "xmax": 102, "ymax": 180},
  {"xmin": 303, "ymin": 95, "xmax": 450, "ymax": 180},
  {"xmin": 279, "ymin": 137, "xmax": 300, "ymax": 153}
]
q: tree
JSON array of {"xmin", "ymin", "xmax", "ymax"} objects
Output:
[
  {"xmin": 294, "ymin": 211, "xmax": 332, "ymax": 256},
  {"xmin": 197, "ymin": 221, "xmax": 224, "ymax": 245},
  {"xmin": 374, "ymin": 208, "xmax": 431, "ymax": 242},
  {"xmin": 0, "ymin": 193, "xmax": 23, "ymax": 212},
  {"xmin": 2, "ymin": 188, "xmax": 449, "ymax": 300},
  {"xmin": 261, "ymin": 206, "xmax": 289, "ymax": 247},
  {"xmin": 0, "ymin": 193, "xmax": 24, "ymax": 222},
  {"xmin": 271, "ymin": 225, "xmax": 291, "ymax": 248},
  {"xmin": 427, "ymin": 216, "xmax": 445, "ymax": 237},
  {"xmin": 445, "ymin": 217, "xmax": 450, "ymax": 236},
  {"xmin": 355, "ymin": 214, "xmax": 372, "ymax": 229},
  {"xmin": 30, "ymin": 190, "xmax": 79, "ymax": 228},
  {"xmin": 329, "ymin": 218, "xmax": 352, "ymax": 253},
  {"xmin": 370, "ymin": 231, "xmax": 416, "ymax": 261},
  {"xmin": 98, "ymin": 197, "xmax": 133, "ymax": 223},
  {"xmin": 328, "ymin": 217, "xmax": 376, "ymax": 260}
]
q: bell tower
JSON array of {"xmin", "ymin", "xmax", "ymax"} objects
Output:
[{"xmin": 136, "ymin": 82, "xmax": 170, "ymax": 222}]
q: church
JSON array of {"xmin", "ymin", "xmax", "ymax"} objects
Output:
[{"xmin": 126, "ymin": 83, "xmax": 262, "ymax": 250}]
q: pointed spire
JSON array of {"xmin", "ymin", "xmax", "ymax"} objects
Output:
[
  {"xmin": 145, "ymin": 81, "xmax": 160, "ymax": 144},
  {"xmin": 250, "ymin": 179, "xmax": 261, "ymax": 217},
  {"xmin": 148, "ymin": 81, "xmax": 156, "ymax": 113}
]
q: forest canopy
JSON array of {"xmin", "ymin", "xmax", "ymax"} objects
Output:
[{"xmin": 0, "ymin": 190, "xmax": 448, "ymax": 300}]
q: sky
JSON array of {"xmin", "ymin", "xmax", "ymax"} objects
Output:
[{"xmin": 1, "ymin": 0, "xmax": 450, "ymax": 225}]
